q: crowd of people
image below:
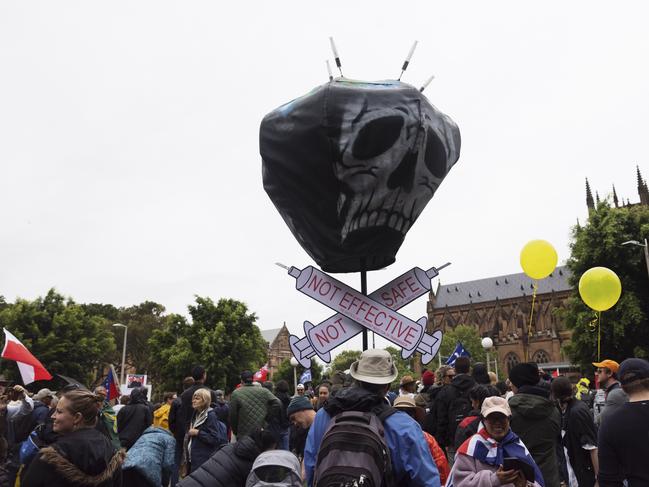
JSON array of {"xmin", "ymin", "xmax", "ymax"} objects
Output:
[{"xmin": 0, "ymin": 354, "xmax": 646, "ymax": 487}]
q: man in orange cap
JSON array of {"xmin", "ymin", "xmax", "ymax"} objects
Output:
[{"xmin": 593, "ymin": 359, "xmax": 628, "ymax": 426}]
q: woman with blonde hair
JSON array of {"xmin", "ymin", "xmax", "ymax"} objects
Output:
[
  {"xmin": 184, "ymin": 388, "xmax": 226, "ymax": 474},
  {"xmin": 23, "ymin": 390, "xmax": 124, "ymax": 487}
]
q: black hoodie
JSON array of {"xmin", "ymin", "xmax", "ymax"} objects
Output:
[
  {"xmin": 434, "ymin": 373, "xmax": 476, "ymax": 448},
  {"xmin": 22, "ymin": 427, "xmax": 124, "ymax": 487},
  {"xmin": 116, "ymin": 388, "xmax": 152, "ymax": 449}
]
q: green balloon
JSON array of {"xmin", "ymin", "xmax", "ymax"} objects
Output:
[{"xmin": 578, "ymin": 267, "xmax": 622, "ymax": 311}]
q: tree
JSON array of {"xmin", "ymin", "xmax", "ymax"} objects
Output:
[
  {"xmin": 114, "ymin": 301, "xmax": 167, "ymax": 375},
  {"xmin": 560, "ymin": 203, "xmax": 649, "ymax": 370},
  {"xmin": 0, "ymin": 289, "xmax": 116, "ymax": 385},
  {"xmin": 385, "ymin": 346, "xmax": 415, "ymax": 390},
  {"xmin": 273, "ymin": 358, "xmax": 324, "ymax": 395},
  {"xmin": 439, "ymin": 324, "xmax": 487, "ymax": 365},
  {"xmin": 147, "ymin": 297, "xmax": 269, "ymax": 393},
  {"xmin": 328, "ymin": 350, "xmax": 362, "ymax": 375}
]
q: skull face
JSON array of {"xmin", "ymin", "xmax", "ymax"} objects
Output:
[
  {"xmin": 333, "ymin": 84, "xmax": 459, "ymax": 243},
  {"xmin": 261, "ymin": 79, "xmax": 460, "ymax": 272}
]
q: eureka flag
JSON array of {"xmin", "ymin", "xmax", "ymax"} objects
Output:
[
  {"xmin": 445, "ymin": 342, "xmax": 470, "ymax": 366},
  {"xmin": 299, "ymin": 368, "xmax": 312, "ymax": 384}
]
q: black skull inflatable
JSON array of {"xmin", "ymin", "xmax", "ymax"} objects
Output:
[{"xmin": 261, "ymin": 79, "xmax": 460, "ymax": 273}]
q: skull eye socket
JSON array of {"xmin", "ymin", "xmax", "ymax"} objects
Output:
[
  {"xmin": 424, "ymin": 128, "xmax": 447, "ymax": 178},
  {"xmin": 352, "ymin": 116, "xmax": 404, "ymax": 160}
]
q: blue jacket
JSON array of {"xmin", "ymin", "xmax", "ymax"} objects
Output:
[
  {"xmin": 305, "ymin": 399, "xmax": 440, "ymax": 487},
  {"xmin": 123, "ymin": 426, "xmax": 175, "ymax": 486},
  {"xmin": 189, "ymin": 409, "xmax": 227, "ymax": 472}
]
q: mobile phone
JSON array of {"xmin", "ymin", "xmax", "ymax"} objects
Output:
[{"xmin": 503, "ymin": 457, "xmax": 535, "ymax": 482}]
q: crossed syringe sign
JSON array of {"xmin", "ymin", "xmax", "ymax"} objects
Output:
[{"xmin": 284, "ymin": 263, "xmax": 449, "ymax": 368}]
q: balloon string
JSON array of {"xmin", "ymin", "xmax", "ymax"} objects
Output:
[
  {"xmin": 526, "ymin": 283, "xmax": 538, "ymax": 361},
  {"xmin": 597, "ymin": 311, "xmax": 601, "ymax": 362}
]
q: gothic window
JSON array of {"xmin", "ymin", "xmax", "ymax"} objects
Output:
[
  {"xmin": 533, "ymin": 350, "xmax": 550, "ymax": 364},
  {"xmin": 505, "ymin": 352, "xmax": 520, "ymax": 374}
]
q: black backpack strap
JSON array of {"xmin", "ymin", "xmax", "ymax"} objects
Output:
[{"xmin": 374, "ymin": 405, "xmax": 398, "ymax": 423}]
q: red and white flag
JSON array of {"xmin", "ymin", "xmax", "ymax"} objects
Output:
[
  {"xmin": 1, "ymin": 329, "xmax": 52, "ymax": 384},
  {"xmin": 552, "ymin": 368, "xmax": 560, "ymax": 378},
  {"xmin": 253, "ymin": 363, "xmax": 269, "ymax": 382}
]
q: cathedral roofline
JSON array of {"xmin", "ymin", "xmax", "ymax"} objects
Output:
[{"xmin": 432, "ymin": 266, "xmax": 571, "ymax": 308}]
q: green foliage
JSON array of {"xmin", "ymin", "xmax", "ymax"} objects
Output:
[
  {"xmin": 440, "ymin": 324, "xmax": 487, "ymax": 364},
  {"xmin": 147, "ymin": 297, "xmax": 268, "ymax": 393},
  {"xmin": 560, "ymin": 203, "xmax": 649, "ymax": 369},
  {"xmin": 0, "ymin": 289, "xmax": 116, "ymax": 385},
  {"xmin": 273, "ymin": 358, "xmax": 324, "ymax": 395},
  {"xmin": 384, "ymin": 346, "xmax": 415, "ymax": 390},
  {"xmin": 328, "ymin": 350, "xmax": 362, "ymax": 375}
]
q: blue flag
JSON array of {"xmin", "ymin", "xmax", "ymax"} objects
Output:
[
  {"xmin": 446, "ymin": 342, "xmax": 470, "ymax": 366},
  {"xmin": 299, "ymin": 368, "xmax": 312, "ymax": 384}
]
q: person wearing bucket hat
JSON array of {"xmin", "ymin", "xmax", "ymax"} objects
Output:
[
  {"xmin": 399, "ymin": 375, "xmax": 417, "ymax": 398},
  {"xmin": 304, "ymin": 349, "xmax": 440, "ymax": 487},
  {"xmin": 394, "ymin": 396, "xmax": 450, "ymax": 485},
  {"xmin": 598, "ymin": 358, "xmax": 649, "ymax": 486},
  {"xmin": 508, "ymin": 362, "xmax": 561, "ymax": 487}
]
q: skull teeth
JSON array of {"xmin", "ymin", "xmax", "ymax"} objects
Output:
[{"xmin": 344, "ymin": 209, "xmax": 412, "ymax": 237}]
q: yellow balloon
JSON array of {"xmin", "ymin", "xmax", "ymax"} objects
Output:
[
  {"xmin": 579, "ymin": 267, "xmax": 622, "ymax": 311},
  {"xmin": 520, "ymin": 240, "xmax": 558, "ymax": 280}
]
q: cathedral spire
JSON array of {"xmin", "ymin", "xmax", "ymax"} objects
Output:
[
  {"xmin": 596, "ymin": 191, "xmax": 601, "ymax": 206},
  {"xmin": 638, "ymin": 166, "xmax": 649, "ymax": 205},
  {"xmin": 586, "ymin": 178, "xmax": 595, "ymax": 211},
  {"xmin": 612, "ymin": 185, "xmax": 619, "ymax": 208}
]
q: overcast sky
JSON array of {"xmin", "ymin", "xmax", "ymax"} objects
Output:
[{"xmin": 2, "ymin": 1, "xmax": 648, "ymax": 357}]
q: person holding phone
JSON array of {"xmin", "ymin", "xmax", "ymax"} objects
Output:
[{"xmin": 446, "ymin": 396, "xmax": 544, "ymax": 487}]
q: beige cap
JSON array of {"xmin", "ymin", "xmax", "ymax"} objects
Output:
[
  {"xmin": 34, "ymin": 388, "xmax": 56, "ymax": 401},
  {"xmin": 481, "ymin": 396, "xmax": 511, "ymax": 417},
  {"xmin": 393, "ymin": 395, "xmax": 417, "ymax": 409},
  {"xmin": 349, "ymin": 349, "xmax": 398, "ymax": 385}
]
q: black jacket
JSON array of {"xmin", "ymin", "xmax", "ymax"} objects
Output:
[
  {"xmin": 168, "ymin": 397, "xmax": 184, "ymax": 442},
  {"xmin": 179, "ymin": 435, "xmax": 262, "ymax": 487},
  {"xmin": 559, "ymin": 399, "xmax": 597, "ymax": 487},
  {"xmin": 189, "ymin": 409, "xmax": 227, "ymax": 473},
  {"xmin": 509, "ymin": 385, "xmax": 561, "ymax": 487},
  {"xmin": 422, "ymin": 385, "xmax": 444, "ymax": 436},
  {"xmin": 275, "ymin": 391, "xmax": 291, "ymax": 429},
  {"xmin": 434, "ymin": 374, "xmax": 476, "ymax": 447},
  {"xmin": 22, "ymin": 427, "xmax": 124, "ymax": 487},
  {"xmin": 117, "ymin": 388, "xmax": 153, "ymax": 449}
]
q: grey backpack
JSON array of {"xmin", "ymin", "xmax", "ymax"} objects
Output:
[{"xmin": 313, "ymin": 409, "xmax": 396, "ymax": 487}]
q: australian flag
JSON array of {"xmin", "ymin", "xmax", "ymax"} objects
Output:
[
  {"xmin": 299, "ymin": 368, "xmax": 312, "ymax": 384},
  {"xmin": 446, "ymin": 342, "xmax": 470, "ymax": 366},
  {"xmin": 102, "ymin": 364, "xmax": 120, "ymax": 401}
]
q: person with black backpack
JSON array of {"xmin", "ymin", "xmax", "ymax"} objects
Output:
[
  {"xmin": 304, "ymin": 349, "xmax": 440, "ymax": 487},
  {"xmin": 434, "ymin": 356, "xmax": 475, "ymax": 461}
]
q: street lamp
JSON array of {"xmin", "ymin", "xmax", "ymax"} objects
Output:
[
  {"xmin": 290, "ymin": 356, "xmax": 299, "ymax": 394},
  {"xmin": 621, "ymin": 239, "xmax": 649, "ymax": 281},
  {"xmin": 481, "ymin": 337, "xmax": 494, "ymax": 374},
  {"xmin": 113, "ymin": 323, "xmax": 128, "ymax": 386}
]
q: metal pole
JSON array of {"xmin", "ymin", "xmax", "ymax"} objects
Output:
[
  {"xmin": 361, "ymin": 258, "xmax": 368, "ymax": 351},
  {"xmin": 494, "ymin": 353, "xmax": 499, "ymax": 379},
  {"xmin": 486, "ymin": 351, "xmax": 491, "ymax": 373},
  {"xmin": 644, "ymin": 239, "xmax": 649, "ymax": 282},
  {"xmin": 293, "ymin": 365, "xmax": 297, "ymax": 393},
  {"xmin": 120, "ymin": 327, "xmax": 128, "ymax": 386}
]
